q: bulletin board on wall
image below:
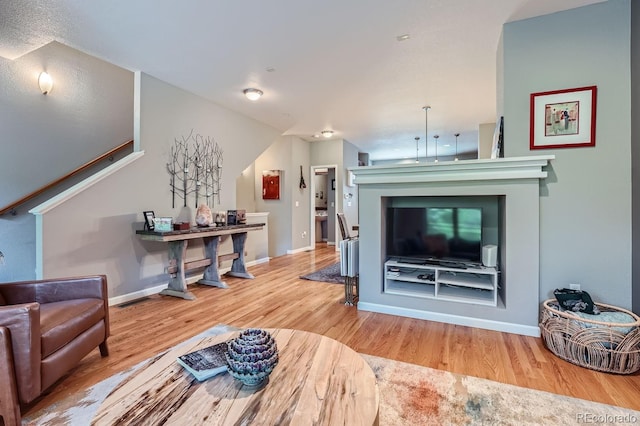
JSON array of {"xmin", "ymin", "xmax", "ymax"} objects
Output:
[{"xmin": 262, "ymin": 170, "xmax": 281, "ymax": 200}]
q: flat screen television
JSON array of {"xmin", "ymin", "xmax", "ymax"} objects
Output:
[{"xmin": 386, "ymin": 207, "xmax": 482, "ymax": 264}]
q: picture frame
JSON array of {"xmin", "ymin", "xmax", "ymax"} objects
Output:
[
  {"xmin": 530, "ymin": 86, "xmax": 597, "ymax": 150},
  {"xmin": 262, "ymin": 170, "xmax": 281, "ymax": 200},
  {"xmin": 143, "ymin": 211, "xmax": 155, "ymax": 230}
]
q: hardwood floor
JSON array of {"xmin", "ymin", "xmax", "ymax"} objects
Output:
[{"xmin": 25, "ymin": 244, "xmax": 640, "ymax": 417}]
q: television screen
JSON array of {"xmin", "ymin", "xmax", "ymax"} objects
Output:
[{"xmin": 386, "ymin": 207, "xmax": 482, "ymax": 263}]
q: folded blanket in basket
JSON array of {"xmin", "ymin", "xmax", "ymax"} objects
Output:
[{"xmin": 566, "ymin": 311, "xmax": 636, "ymax": 335}]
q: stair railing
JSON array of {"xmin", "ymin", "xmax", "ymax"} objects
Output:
[{"xmin": 0, "ymin": 140, "xmax": 134, "ymax": 215}]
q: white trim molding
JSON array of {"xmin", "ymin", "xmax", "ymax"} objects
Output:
[
  {"xmin": 349, "ymin": 155, "xmax": 554, "ymax": 185},
  {"xmin": 358, "ymin": 302, "xmax": 541, "ymax": 337}
]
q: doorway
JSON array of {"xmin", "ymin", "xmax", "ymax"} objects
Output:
[{"xmin": 310, "ymin": 165, "xmax": 337, "ymax": 248}]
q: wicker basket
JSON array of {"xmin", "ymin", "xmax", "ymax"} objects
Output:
[{"xmin": 539, "ymin": 299, "xmax": 640, "ymax": 374}]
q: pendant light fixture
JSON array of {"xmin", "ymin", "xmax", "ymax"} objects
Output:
[
  {"xmin": 422, "ymin": 106, "xmax": 431, "ymax": 161},
  {"xmin": 434, "ymin": 135, "xmax": 439, "ymax": 163},
  {"xmin": 414, "ymin": 136, "xmax": 420, "ymax": 163},
  {"xmin": 454, "ymin": 133, "xmax": 460, "ymax": 161}
]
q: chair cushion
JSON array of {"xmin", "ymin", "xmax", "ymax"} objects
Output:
[{"xmin": 39, "ymin": 299, "xmax": 105, "ymax": 358}]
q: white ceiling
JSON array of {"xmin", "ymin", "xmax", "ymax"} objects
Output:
[{"xmin": 0, "ymin": 0, "xmax": 605, "ymax": 161}]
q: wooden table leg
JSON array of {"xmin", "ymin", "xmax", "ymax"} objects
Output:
[
  {"xmin": 160, "ymin": 240, "xmax": 196, "ymax": 300},
  {"xmin": 226, "ymin": 232, "xmax": 255, "ymax": 279},
  {"xmin": 198, "ymin": 236, "xmax": 229, "ymax": 288}
]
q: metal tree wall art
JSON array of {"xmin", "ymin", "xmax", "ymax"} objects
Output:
[{"xmin": 167, "ymin": 131, "xmax": 223, "ymax": 208}]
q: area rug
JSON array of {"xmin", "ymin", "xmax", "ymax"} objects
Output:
[
  {"xmin": 300, "ymin": 262, "xmax": 344, "ymax": 284},
  {"xmin": 24, "ymin": 324, "xmax": 640, "ymax": 425}
]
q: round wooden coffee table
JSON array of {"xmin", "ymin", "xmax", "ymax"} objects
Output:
[{"xmin": 92, "ymin": 328, "xmax": 379, "ymax": 425}]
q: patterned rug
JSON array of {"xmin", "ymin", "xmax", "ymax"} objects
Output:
[
  {"xmin": 24, "ymin": 324, "xmax": 640, "ymax": 425},
  {"xmin": 299, "ymin": 262, "xmax": 344, "ymax": 284}
]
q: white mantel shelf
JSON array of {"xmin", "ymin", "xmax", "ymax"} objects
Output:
[{"xmin": 349, "ymin": 155, "xmax": 554, "ymax": 185}]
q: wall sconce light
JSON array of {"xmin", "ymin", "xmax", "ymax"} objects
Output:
[
  {"xmin": 321, "ymin": 130, "xmax": 334, "ymax": 138},
  {"xmin": 39, "ymin": 72, "xmax": 53, "ymax": 95},
  {"xmin": 243, "ymin": 88, "xmax": 263, "ymax": 101}
]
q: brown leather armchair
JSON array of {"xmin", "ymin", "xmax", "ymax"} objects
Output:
[{"xmin": 0, "ymin": 275, "xmax": 110, "ymax": 425}]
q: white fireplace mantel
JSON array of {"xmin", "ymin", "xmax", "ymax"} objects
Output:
[
  {"xmin": 351, "ymin": 155, "xmax": 555, "ymax": 337},
  {"xmin": 349, "ymin": 155, "xmax": 554, "ymax": 185}
]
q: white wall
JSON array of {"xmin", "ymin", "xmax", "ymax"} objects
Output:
[
  {"xmin": 36, "ymin": 72, "xmax": 281, "ymax": 298},
  {"xmin": 503, "ymin": 1, "xmax": 632, "ymax": 307}
]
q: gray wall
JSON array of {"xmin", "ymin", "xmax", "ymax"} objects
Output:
[
  {"xmin": 36, "ymin": 72, "xmax": 281, "ymax": 298},
  {"xmin": 632, "ymin": 0, "xmax": 640, "ymax": 314},
  {"xmin": 356, "ymin": 176, "xmax": 543, "ymax": 334},
  {"xmin": 0, "ymin": 41, "xmax": 133, "ymax": 282},
  {"xmin": 291, "ymin": 138, "xmax": 311, "ymax": 251},
  {"xmin": 254, "ymin": 136, "xmax": 311, "ymax": 257},
  {"xmin": 504, "ymin": 1, "xmax": 633, "ymax": 308},
  {"xmin": 310, "ymin": 138, "xmax": 361, "ymax": 242}
]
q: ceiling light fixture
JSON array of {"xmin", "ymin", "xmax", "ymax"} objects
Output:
[
  {"xmin": 243, "ymin": 88, "xmax": 263, "ymax": 101},
  {"xmin": 414, "ymin": 136, "xmax": 420, "ymax": 163},
  {"xmin": 39, "ymin": 71, "xmax": 53, "ymax": 95},
  {"xmin": 422, "ymin": 106, "xmax": 431, "ymax": 161},
  {"xmin": 454, "ymin": 133, "xmax": 460, "ymax": 161},
  {"xmin": 321, "ymin": 130, "xmax": 333, "ymax": 138},
  {"xmin": 396, "ymin": 34, "xmax": 410, "ymax": 42},
  {"xmin": 434, "ymin": 135, "xmax": 439, "ymax": 163}
]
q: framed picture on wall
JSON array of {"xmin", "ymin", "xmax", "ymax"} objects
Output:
[
  {"xmin": 530, "ymin": 86, "xmax": 597, "ymax": 150},
  {"xmin": 262, "ymin": 170, "xmax": 281, "ymax": 200}
]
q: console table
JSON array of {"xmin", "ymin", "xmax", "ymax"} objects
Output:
[
  {"xmin": 136, "ymin": 223, "xmax": 264, "ymax": 300},
  {"xmin": 92, "ymin": 329, "xmax": 379, "ymax": 425}
]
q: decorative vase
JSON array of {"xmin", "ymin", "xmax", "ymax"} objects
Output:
[
  {"xmin": 195, "ymin": 205, "xmax": 213, "ymax": 227},
  {"xmin": 225, "ymin": 329, "xmax": 279, "ymax": 389}
]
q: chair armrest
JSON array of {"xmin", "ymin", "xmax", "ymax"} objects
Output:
[
  {"xmin": 0, "ymin": 303, "xmax": 41, "ymax": 404},
  {"xmin": 0, "ymin": 326, "xmax": 21, "ymax": 424},
  {"xmin": 0, "ymin": 275, "xmax": 108, "ymax": 305}
]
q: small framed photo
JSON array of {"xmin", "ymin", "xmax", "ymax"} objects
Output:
[
  {"xmin": 530, "ymin": 86, "xmax": 597, "ymax": 150},
  {"xmin": 143, "ymin": 211, "xmax": 155, "ymax": 230}
]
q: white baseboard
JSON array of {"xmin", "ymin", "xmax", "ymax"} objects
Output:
[
  {"xmin": 108, "ymin": 257, "xmax": 271, "ymax": 306},
  {"xmin": 108, "ymin": 284, "xmax": 167, "ymax": 306},
  {"xmin": 287, "ymin": 245, "xmax": 313, "ymax": 255},
  {"xmin": 246, "ymin": 257, "xmax": 270, "ymax": 267},
  {"xmin": 357, "ymin": 302, "xmax": 541, "ymax": 337}
]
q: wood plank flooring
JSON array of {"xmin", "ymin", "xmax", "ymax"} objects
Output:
[{"xmin": 25, "ymin": 244, "xmax": 640, "ymax": 417}]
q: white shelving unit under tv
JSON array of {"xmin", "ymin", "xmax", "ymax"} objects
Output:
[{"xmin": 384, "ymin": 259, "xmax": 499, "ymax": 307}]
